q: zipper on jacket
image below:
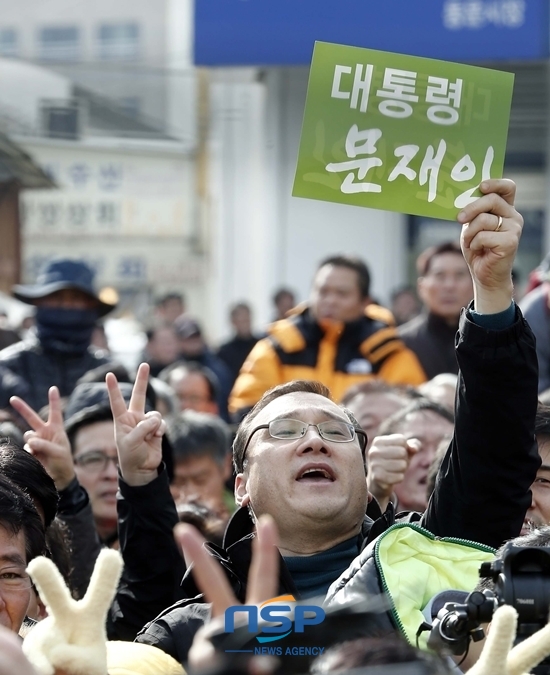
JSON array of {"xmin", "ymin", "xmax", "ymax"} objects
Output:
[{"xmin": 373, "ymin": 522, "xmax": 495, "ymax": 643}]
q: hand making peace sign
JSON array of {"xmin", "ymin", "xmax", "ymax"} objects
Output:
[
  {"xmin": 105, "ymin": 363, "xmax": 165, "ymax": 487},
  {"xmin": 175, "ymin": 515, "xmax": 279, "ymax": 672},
  {"xmin": 10, "ymin": 387, "xmax": 75, "ymax": 491}
]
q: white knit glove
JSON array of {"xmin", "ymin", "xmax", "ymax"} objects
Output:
[{"xmin": 22, "ymin": 549, "xmax": 122, "ymax": 675}]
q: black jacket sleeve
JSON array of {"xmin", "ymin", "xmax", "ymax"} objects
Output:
[
  {"xmin": 107, "ymin": 465, "xmax": 184, "ymax": 641},
  {"xmin": 421, "ymin": 305, "xmax": 540, "ymax": 549},
  {"xmin": 56, "ymin": 478, "xmax": 102, "ymax": 599},
  {"xmin": 135, "ymin": 600, "xmax": 211, "ymax": 664}
]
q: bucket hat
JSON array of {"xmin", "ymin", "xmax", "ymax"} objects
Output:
[{"xmin": 13, "ymin": 258, "xmax": 116, "ymax": 317}]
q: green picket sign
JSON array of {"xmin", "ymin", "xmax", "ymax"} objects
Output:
[{"xmin": 293, "ymin": 41, "xmax": 514, "ymax": 221}]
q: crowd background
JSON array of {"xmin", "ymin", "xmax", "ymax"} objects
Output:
[
  {"xmin": 0, "ymin": 2, "xmax": 549, "ymax": 674},
  {"xmin": 0, "ymin": 193, "xmax": 550, "ymax": 673}
]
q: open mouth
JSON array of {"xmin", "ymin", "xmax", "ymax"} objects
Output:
[{"xmin": 296, "ymin": 465, "xmax": 335, "ymax": 483}]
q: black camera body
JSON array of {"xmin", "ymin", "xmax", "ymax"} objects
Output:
[
  {"xmin": 426, "ymin": 544, "xmax": 550, "ymax": 672},
  {"xmin": 485, "ymin": 545, "xmax": 550, "ymax": 636}
]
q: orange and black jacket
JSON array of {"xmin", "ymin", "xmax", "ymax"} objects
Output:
[{"xmin": 229, "ymin": 304, "xmax": 427, "ymax": 415}]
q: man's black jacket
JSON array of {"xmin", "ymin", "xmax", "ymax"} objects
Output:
[
  {"xmin": 398, "ymin": 311, "xmax": 459, "ymax": 379},
  {"xmin": 108, "ymin": 306, "xmax": 540, "ymax": 663},
  {"xmin": 0, "ymin": 334, "xmax": 110, "ymax": 411}
]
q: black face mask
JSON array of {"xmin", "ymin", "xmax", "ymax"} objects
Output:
[{"xmin": 35, "ymin": 307, "xmax": 99, "ymax": 355}]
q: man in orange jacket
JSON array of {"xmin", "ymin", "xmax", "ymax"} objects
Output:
[{"xmin": 230, "ymin": 255, "xmax": 426, "ymax": 418}]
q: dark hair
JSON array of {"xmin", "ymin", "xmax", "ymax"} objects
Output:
[
  {"xmin": 416, "ymin": 242, "xmax": 463, "ymax": 277},
  {"xmin": 391, "ymin": 285, "xmax": 418, "ymax": 302},
  {"xmin": 76, "ymin": 361, "xmax": 151, "ymax": 406},
  {"xmin": 177, "ymin": 502, "xmax": 225, "ymax": 547},
  {"xmin": 145, "ymin": 321, "xmax": 176, "ymax": 342},
  {"xmin": 311, "ymin": 636, "xmax": 452, "ymax": 674},
  {"xmin": 75, "ymin": 363, "xmax": 158, "ymax": 418},
  {"xmin": 341, "ymin": 380, "xmax": 421, "ymax": 407},
  {"xmin": 272, "ymin": 287, "xmax": 295, "ymax": 306},
  {"xmin": 229, "ymin": 302, "xmax": 251, "ymax": 320},
  {"xmin": 317, "ymin": 255, "xmax": 371, "ymax": 299},
  {"xmin": 149, "ymin": 377, "xmax": 179, "ymax": 418},
  {"xmin": 160, "ymin": 361, "xmax": 219, "ymax": 403},
  {"xmin": 67, "ymin": 409, "xmax": 114, "ymax": 452},
  {"xmin": 379, "ymin": 398, "xmax": 454, "ymax": 437},
  {"xmin": 0, "ymin": 444, "xmax": 59, "ymax": 528},
  {"xmin": 45, "ymin": 518, "xmax": 74, "ymax": 595},
  {"xmin": 168, "ymin": 410, "xmax": 230, "ymax": 466},
  {"xmin": 0, "ymin": 420, "xmax": 24, "ymax": 449},
  {"xmin": 77, "ymin": 361, "xmax": 130, "ymax": 386},
  {"xmin": 475, "ymin": 526, "xmax": 550, "ymax": 594},
  {"xmin": 233, "ymin": 380, "xmax": 363, "ymax": 473},
  {"xmin": 535, "ymin": 402, "xmax": 550, "ymax": 438},
  {"xmin": 0, "ymin": 474, "xmax": 45, "ymax": 563},
  {"xmin": 156, "ymin": 292, "xmax": 184, "ymax": 308}
]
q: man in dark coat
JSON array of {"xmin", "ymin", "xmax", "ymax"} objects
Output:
[
  {"xmin": 216, "ymin": 302, "xmax": 259, "ymax": 387},
  {"xmin": 399, "ymin": 241, "xmax": 473, "ymax": 379},
  {"xmin": 0, "ymin": 258, "xmax": 115, "ymax": 412},
  {"xmin": 105, "ymin": 180, "xmax": 539, "ymax": 663}
]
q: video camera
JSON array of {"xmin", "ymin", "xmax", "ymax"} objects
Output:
[{"xmin": 426, "ymin": 543, "xmax": 550, "ymax": 674}]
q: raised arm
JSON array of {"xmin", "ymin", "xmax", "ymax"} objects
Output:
[
  {"xmin": 421, "ymin": 179, "xmax": 540, "ymax": 548},
  {"xmin": 11, "ymin": 388, "xmax": 102, "ymax": 598},
  {"xmin": 106, "ymin": 364, "xmax": 183, "ymax": 640}
]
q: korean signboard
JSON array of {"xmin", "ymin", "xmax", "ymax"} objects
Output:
[
  {"xmin": 20, "ymin": 144, "xmax": 199, "ymax": 287},
  {"xmin": 292, "ymin": 42, "xmax": 514, "ymax": 220}
]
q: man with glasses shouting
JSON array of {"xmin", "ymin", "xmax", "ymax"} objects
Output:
[{"xmin": 106, "ymin": 181, "xmax": 539, "ymax": 663}]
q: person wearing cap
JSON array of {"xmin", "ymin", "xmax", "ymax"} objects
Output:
[{"xmin": 0, "ymin": 258, "xmax": 116, "ymax": 412}]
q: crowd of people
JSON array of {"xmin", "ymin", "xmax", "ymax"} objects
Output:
[{"xmin": 1, "ymin": 179, "xmax": 550, "ymax": 674}]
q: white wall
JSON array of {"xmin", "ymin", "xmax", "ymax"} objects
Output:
[
  {"xmin": 274, "ymin": 68, "xmax": 406, "ymax": 307},
  {"xmin": 0, "ymin": 59, "xmax": 70, "ymax": 129},
  {"xmin": 205, "ymin": 67, "xmax": 407, "ymax": 340},
  {"xmin": 164, "ymin": 0, "xmax": 196, "ymax": 144},
  {"xmin": 0, "ymin": 0, "xmax": 168, "ymax": 64},
  {"xmin": 205, "ymin": 75, "xmax": 273, "ymax": 340},
  {"xmin": 0, "ymin": 0, "xmax": 175, "ymax": 128}
]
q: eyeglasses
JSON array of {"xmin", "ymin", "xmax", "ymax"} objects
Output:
[
  {"xmin": 0, "ymin": 570, "xmax": 32, "ymax": 593},
  {"xmin": 242, "ymin": 418, "xmax": 368, "ymax": 459},
  {"xmin": 73, "ymin": 451, "xmax": 119, "ymax": 473}
]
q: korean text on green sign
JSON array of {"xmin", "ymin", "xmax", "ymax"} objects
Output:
[{"xmin": 293, "ymin": 42, "xmax": 514, "ymax": 220}]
